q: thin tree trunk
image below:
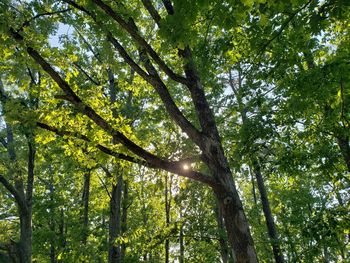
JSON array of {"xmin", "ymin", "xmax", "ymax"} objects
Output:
[
  {"xmin": 252, "ymin": 159, "xmax": 284, "ymax": 263},
  {"xmin": 179, "ymin": 222, "xmax": 184, "ymax": 263},
  {"xmin": 49, "ymin": 181, "xmax": 55, "ymax": 263},
  {"xmin": 120, "ymin": 181, "xmax": 128, "ymax": 261},
  {"xmin": 164, "ymin": 175, "xmax": 171, "ymax": 263},
  {"xmin": 82, "ymin": 172, "xmax": 91, "ymax": 246},
  {"xmin": 108, "ymin": 175, "xmax": 123, "ymax": 263},
  {"xmin": 336, "ymin": 136, "xmax": 350, "ymax": 172},
  {"xmin": 228, "ymin": 67, "xmax": 282, "ymax": 262},
  {"xmin": 17, "ymin": 136, "xmax": 35, "ymax": 263},
  {"xmin": 59, "ymin": 208, "xmax": 66, "ymax": 252},
  {"xmin": 250, "ymin": 167, "xmax": 258, "ymax": 207},
  {"xmin": 107, "ymin": 67, "xmax": 123, "ymax": 263}
]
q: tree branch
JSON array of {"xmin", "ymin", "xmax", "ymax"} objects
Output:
[
  {"xmin": 25, "ymin": 138, "xmax": 35, "ymax": 204},
  {"xmin": 139, "ymin": 49, "xmax": 203, "ymax": 145},
  {"xmin": 0, "ymin": 174, "xmax": 27, "ymax": 212},
  {"xmin": 0, "ymin": 136, "xmax": 7, "ymax": 149},
  {"xmin": 36, "ymin": 122, "xmax": 217, "ymax": 187},
  {"xmin": 18, "ymin": 9, "xmax": 72, "ymax": 33},
  {"xmin": 9, "ymin": 21, "xmax": 218, "ymax": 188},
  {"xmin": 73, "ymin": 61, "xmax": 101, "ymax": 85},
  {"xmin": 62, "ymin": 1, "xmax": 202, "ymax": 145},
  {"xmin": 141, "ymin": 0, "xmax": 161, "ymax": 27},
  {"xmin": 259, "ymin": 0, "xmax": 312, "ymax": 56},
  {"xmin": 92, "ymin": 0, "xmax": 188, "ymax": 85},
  {"xmin": 162, "ymin": 0, "xmax": 174, "ymax": 15},
  {"xmin": 179, "ymin": 47, "xmax": 220, "ymax": 139},
  {"xmin": 36, "ymin": 122, "xmax": 147, "ymax": 165}
]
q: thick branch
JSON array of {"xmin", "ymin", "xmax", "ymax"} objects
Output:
[
  {"xmin": 179, "ymin": 47, "xmax": 219, "ymax": 139},
  {"xmin": 0, "ymin": 174, "xmax": 27, "ymax": 212},
  {"xmin": 37, "ymin": 122, "xmax": 217, "ymax": 187},
  {"xmin": 92, "ymin": 0, "xmax": 188, "ymax": 85},
  {"xmin": 9, "ymin": 25, "xmax": 217, "ymax": 188},
  {"xmin": 141, "ymin": 0, "xmax": 161, "ymax": 26},
  {"xmin": 36, "ymin": 122, "xmax": 147, "ymax": 165},
  {"xmin": 162, "ymin": 0, "xmax": 174, "ymax": 15},
  {"xmin": 107, "ymin": 34, "xmax": 150, "ymax": 81},
  {"xmin": 0, "ymin": 137, "xmax": 7, "ymax": 148},
  {"xmin": 140, "ymin": 51, "xmax": 203, "ymax": 145},
  {"xmin": 26, "ymin": 139, "xmax": 35, "ymax": 204},
  {"xmin": 62, "ymin": 2, "xmax": 202, "ymax": 145},
  {"xmin": 108, "ymin": 35, "xmax": 202, "ymax": 145}
]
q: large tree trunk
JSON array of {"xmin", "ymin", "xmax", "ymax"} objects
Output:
[
  {"xmin": 199, "ymin": 128, "xmax": 257, "ymax": 262},
  {"xmin": 18, "ymin": 206, "xmax": 32, "ymax": 263},
  {"xmin": 18, "ymin": 137, "xmax": 36, "ymax": 263},
  {"xmin": 214, "ymin": 180, "xmax": 257, "ymax": 263},
  {"xmin": 108, "ymin": 175, "xmax": 123, "ymax": 263},
  {"xmin": 252, "ymin": 159, "xmax": 284, "ymax": 263},
  {"xmin": 215, "ymin": 201, "xmax": 231, "ymax": 263}
]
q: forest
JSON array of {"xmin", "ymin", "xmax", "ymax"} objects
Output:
[{"xmin": 0, "ymin": 0, "xmax": 349, "ymax": 262}]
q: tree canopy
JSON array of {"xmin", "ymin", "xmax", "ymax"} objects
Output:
[{"xmin": 0, "ymin": 0, "xmax": 349, "ymax": 262}]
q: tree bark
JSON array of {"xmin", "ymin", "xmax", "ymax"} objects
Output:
[
  {"xmin": 179, "ymin": 222, "xmax": 184, "ymax": 263},
  {"xmin": 82, "ymin": 172, "xmax": 91, "ymax": 246},
  {"xmin": 59, "ymin": 208, "xmax": 66, "ymax": 252},
  {"xmin": 18, "ymin": 207, "xmax": 32, "ymax": 263},
  {"xmin": 165, "ymin": 175, "xmax": 171, "ymax": 263},
  {"xmin": 49, "ymin": 181, "xmax": 56, "ymax": 263},
  {"xmin": 215, "ymin": 201, "xmax": 231, "ymax": 263},
  {"xmin": 120, "ymin": 181, "xmax": 128, "ymax": 261},
  {"xmin": 336, "ymin": 136, "xmax": 350, "ymax": 172},
  {"xmin": 108, "ymin": 175, "xmax": 123, "ymax": 263},
  {"xmin": 252, "ymin": 159, "xmax": 284, "ymax": 263},
  {"xmin": 214, "ymin": 180, "xmax": 257, "ymax": 263}
]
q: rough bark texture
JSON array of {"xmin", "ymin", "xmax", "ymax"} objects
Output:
[
  {"xmin": 215, "ymin": 182, "xmax": 258, "ymax": 263},
  {"xmin": 18, "ymin": 208, "xmax": 32, "ymax": 263},
  {"xmin": 215, "ymin": 201, "xmax": 230, "ymax": 263}
]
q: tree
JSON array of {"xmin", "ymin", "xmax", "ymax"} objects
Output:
[
  {"xmin": 0, "ymin": 78, "xmax": 37, "ymax": 262},
  {"xmin": 1, "ymin": 1, "xmax": 259, "ymax": 261},
  {"xmin": 1, "ymin": 0, "xmax": 350, "ymax": 262}
]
